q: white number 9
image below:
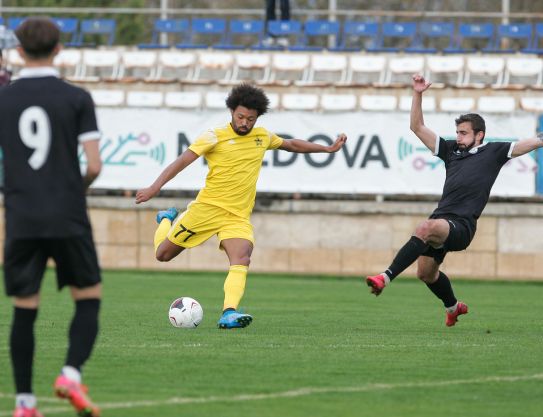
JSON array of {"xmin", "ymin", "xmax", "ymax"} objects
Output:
[{"xmin": 18, "ymin": 106, "xmax": 51, "ymax": 170}]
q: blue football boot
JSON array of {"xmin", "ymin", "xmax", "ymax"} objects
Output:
[
  {"xmin": 217, "ymin": 310, "xmax": 253, "ymax": 329},
  {"xmin": 156, "ymin": 207, "xmax": 178, "ymax": 224}
]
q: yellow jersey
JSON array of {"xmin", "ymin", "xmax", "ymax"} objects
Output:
[{"xmin": 188, "ymin": 123, "xmax": 284, "ymax": 218}]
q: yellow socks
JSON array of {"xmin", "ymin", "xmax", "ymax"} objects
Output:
[
  {"xmin": 154, "ymin": 219, "xmax": 171, "ymax": 253},
  {"xmin": 223, "ymin": 265, "xmax": 248, "ymax": 311}
]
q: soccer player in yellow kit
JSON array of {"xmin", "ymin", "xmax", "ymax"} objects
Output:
[{"xmin": 136, "ymin": 83, "xmax": 347, "ymax": 329}]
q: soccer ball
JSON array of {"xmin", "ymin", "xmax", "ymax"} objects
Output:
[{"xmin": 168, "ymin": 297, "xmax": 203, "ymax": 328}]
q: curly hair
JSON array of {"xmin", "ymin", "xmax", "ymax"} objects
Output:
[
  {"xmin": 225, "ymin": 83, "xmax": 270, "ymax": 116},
  {"xmin": 455, "ymin": 113, "xmax": 486, "ymax": 140}
]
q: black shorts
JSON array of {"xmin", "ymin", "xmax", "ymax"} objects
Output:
[
  {"xmin": 421, "ymin": 217, "xmax": 474, "ymax": 264},
  {"xmin": 3, "ymin": 233, "xmax": 101, "ymax": 297}
]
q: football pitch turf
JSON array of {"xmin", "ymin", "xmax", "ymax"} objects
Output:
[{"xmin": 1, "ymin": 270, "xmax": 542, "ymax": 417}]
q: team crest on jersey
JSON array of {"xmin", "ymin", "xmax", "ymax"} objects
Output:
[{"xmin": 255, "ymin": 137, "xmax": 263, "ymax": 146}]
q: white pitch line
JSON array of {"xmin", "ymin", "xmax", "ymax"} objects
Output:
[{"xmin": 0, "ymin": 373, "xmax": 542, "ymax": 416}]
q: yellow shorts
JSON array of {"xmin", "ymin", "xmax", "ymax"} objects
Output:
[{"xmin": 167, "ymin": 201, "xmax": 254, "ymax": 249}]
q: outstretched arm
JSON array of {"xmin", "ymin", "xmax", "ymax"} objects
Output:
[
  {"xmin": 135, "ymin": 149, "xmax": 200, "ymax": 204},
  {"xmin": 410, "ymin": 74, "xmax": 439, "ymax": 153},
  {"xmin": 511, "ymin": 133, "xmax": 543, "ymax": 157},
  {"xmin": 278, "ymin": 133, "xmax": 347, "ymax": 153}
]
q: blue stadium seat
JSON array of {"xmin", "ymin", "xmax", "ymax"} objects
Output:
[
  {"xmin": 487, "ymin": 23, "xmax": 532, "ymax": 53},
  {"xmin": 139, "ymin": 19, "xmax": 189, "ymax": 49},
  {"xmin": 77, "ymin": 18, "xmax": 116, "ymax": 46},
  {"xmin": 215, "ymin": 19, "xmax": 264, "ymax": 50},
  {"xmin": 253, "ymin": 20, "xmax": 302, "ymax": 50},
  {"xmin": 522, "ymin": 23, "xmax": 543, "ymax": 54},
  {"xmin": 333, "ymin": 21, "xmax": 379, "ymax": 52},
  {"xmin": 289, "ymin": 20, "xmax": 340, "ymax": 51},
  {"xmin": 405, "ymin": 22, "xmax": 455, "ymax": 53},
  {"xmin": 444, "ymin": 23, "xmax": 494, "ymax": 53},
  {"xmin": 368, "ymin": 22, "xmax": 418, "ymax": 53},
  {"xmin": 7, "ymin": 17, "xmax": 25, "ymax": 30},
  {"xmin": 52, "ymin": 17, "xmax": 79, "ymax": 46},
  {"xmin": 176, "ymin": 18, "xmax": 227, "ymax": 49}
]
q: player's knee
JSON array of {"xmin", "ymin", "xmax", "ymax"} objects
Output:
[
  {"xmin": 238, "ymin": 254, "xmax": 251, "ymax": 266},
  {"xmin": 414, "ymin": 220, "xmax": 433, "ymax": 241},
  {"xmin": 416, "ymin": 269, "xmax": 437, "ymax": 284}
]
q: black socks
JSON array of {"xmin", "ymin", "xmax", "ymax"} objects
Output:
[
  {"xmin": 426, "ymin": 271, "xmax": 457, "ymax": 308},
  {"xmin": 10, "ymin": 307, "xmax": 38, "ymax": 393},
  {"xmin": 66, "ymin": 299, "xmax": 100, "ymax": 370},
  {"xmin": 386, "ymin": 236, "xmax": 429, "ymax": 280}
]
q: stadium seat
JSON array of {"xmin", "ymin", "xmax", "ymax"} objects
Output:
[
  {"xmin": 164, "ymin": 91, "xmax": 203, "ymax": 109},
  {"xmin": 406, "ymin": 22, "xmax": 455, "ymax": 53},
  {"xmin": 445, "ymin": 23, "xmax": 494, "ymax": 53},
  {"xmin": 296, "ymin": 54, "xmax": 348, "ymax": 86},
  {"xmin": 477, "ymin": 96, "xmax": 516, "ymax": 113},
  {"xmin": 523, "ymin": 23, "xmax": 543, "ymax": 54},
  {"xmin": 139, "ymin": 19, "xmax": 190, "ymax": 49},
  {"xmin": 90, "ymin": 89, "xmax": 125, "ymax": 107},
  {"xmin": 176, "ymin": 18, "xmax": 227, "ymax": 49},
  {"xmin": 227, "ymin": 53, "xmax": 271, "ymax": 85},
  {"xmin": 126, "ymin": 91, "xmax": 164, "ymax": 108},
  {"xmin": 334, "ymin": 21, "xmax": 379, "ymax": 52},
  {"xmin": 499, "ymin": 57, "xmax": 543, "ymax": 90},
  {"xmin": 425, "ymin": 55, "xmax": 464, "ymax": 88},
  {"xmin": 369, "ymin": 22, "xmax": 418, "ymax": 53},
  {"xmin": 384, "ymin": 56, "xmax": 425, "ymax": 86},
  {"xmin": 154, "ymin": 51, "xmax": 196, "ymax": 82},
  {"xmin": 399, "ymin": 95, "xmax": 436, "ymax": 112},
  {"xmin": 53, "ymin": 49, "xmax": 82, "ymax": 79},
  {"xmin": 215, "ymin": 19, "xmax": 264, "ymax": 50},
  {"xmin": 7, "ymin": 48, "xmax": 25, "ymax": 73},
  {"xmin": 341, "ymin": 55, "xmax": 387, "ymax": 86},
  {"xmin": 77, "ymin": 19, "xmax": 117, "ymax": 46},
  {"xmin": 439, "ymin": 97, "xmax": 475, "ymax": 112},
  {"xmin": 320, "ymin": 93, "xmax": 357, "ymax": 111},
  {"xmin": 290, "ymin": 20, "xmax": 340, "ymax": 51},
  {"xmin": 204, "ymin": 91, "xmax": 229, "ymax": 109},
  {"xmin": 187, "ymin": 52, "xmax": 234, "ymax": 84},
  {"xmin": 255, "ymin": 20, "xmax": 303, "ymax": 50},
  {"xmin": 463, "ymin": 56, "xmax": 505, "ymax": 88},
  {"xmin": 359, "ymin": 95, "xmax": 397, "ymax": 111},
  {"xmin": 281, "ymin": 93, "xmax": 319, "ymax": 111},
  {"xmin": 260, "ymin": 53, "xmax": 310, "ymax": 86},
  {"xmin": 490, "ymin": 23, "xmax": 532, "ymax": 53},
  {"xmin": 7, "ymin": 17, "xmax": 25, "ymax": 30},
  {"xmin": 519, "ymin": 97, "xmax": 543, "ymax": 112},
  {"xmin": 267, "ymin": 92, "xmax": 280, "ymax": 110},
  {"xmin": 117, "ymin": 50, "xmax": 158, "ymax": 82},
  {"xmin": 52, "ymin": 17, "xmax": 79, "ymax": 46},
  {"xmin": 76, "ymin": 49, "xmax": 121, "ymax": 82}
]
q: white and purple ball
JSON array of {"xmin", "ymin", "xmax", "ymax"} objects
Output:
[{"xmin": 168, "ymin": 297, "xmax": 203, "ymax": 328}]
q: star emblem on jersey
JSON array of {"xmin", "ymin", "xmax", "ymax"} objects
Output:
[{"xmin": 255, "ymin": 137, "xmax": 263, "ymax": 146}]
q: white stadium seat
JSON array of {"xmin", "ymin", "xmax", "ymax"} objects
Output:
[
  {"xmin": 281, "ymin": 93, "xmax": 319, "ymax": 111},
  {"xmin": 7, "ymin": 49, "xmax": 24, "ymax": 74},
  {"xmin": 228, "ymin": 52, "xmax": 271, "ymax": 84},
  {"xmin": 439, "ymin": 97, "xmax": 475, "ymax": 112},
  {"xmin": 189, "ymin": 51, "xmax": 234, "ymax": 84},
  {"xmin": 53, "ymin": 49, "xmax": 82, "ymax": 79},
  {"xmin": 519, "ymin": 97, "xmax": 543, "ymax": 112},
  {"xmin": 262, "ymin": 53, "xmax": 310, "ymax": 86},
  {"xmin": 204, "ymin": 91, "xmax": 229, "ymax": 109},
  {"xmin": 297, "ymin": 54, "xmax": 348, "ymax": 86},
  {"xmin": 90, "ymin": 89, "xmax": 125, "ymax": 107},
  {"xmin": 360, "ymin": 95, "xmax": 397, "ymax": 111},
  {"xmin": 117, "ymin": 50, "xmax": 157, "ymax": 82},
  {"xmin": 399, "ymin": 95, "xmax": 436, "ymax": 112},
  {"xmin": 155, "ymin": 51, "xmax": 196, "ymax": 82},
  {"xmin": 500, "ymin": 57, "xmax": 543, "ymax": 89},
  {"xmin": 320, "ymin": 94, "xmax": 357, "ymax": 111},
  {"xmin": 463, "ymin": 56, "xmax": 505, "ymax": 88},
  {"xmin": 126, "ymin": 91, "xmax": 164, "ymax": 107},
  {"xmin": 425, "ymin": 55, "xmax": 464, "ymax": 87},
  {"xmin": 267, "ymin": 92, "xmax": 280, "ymax": 110},
  {"xmin": 385, "ymin": 56, "xmax": 425, "ymax": 86},
  {"xmin": 343, "ymin": 55, "xmax": 387, "ymax": 86},
  {"xmin": 477, "ymin": 96, "xmax": 516, "ymax": 113},
  {"xmin": 76, "ymin": 49, "xmax": 121, "ymax": 82},
  {"xmin": 164, "ymin": 91, "xmax": 202, "ymax": 109}
]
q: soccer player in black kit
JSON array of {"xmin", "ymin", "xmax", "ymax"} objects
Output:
[
  {"xmin": 0, "ymin": 18, "xmax": 102, "ymax": 417},
  {"xmin": 366, "ymin": 74, "xmax": 543, "ymax": 327}
]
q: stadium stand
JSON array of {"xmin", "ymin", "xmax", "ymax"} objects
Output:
[
  {"xmin": 399, "ymin": 95, "xmax": 436, "ymax": 112},
  {"xmin": 90, "ymin": 89, "xmax": 125, "ymax": 107},
  {"xmin": 477, "ymin": 96, "xmax": 516, "ymax": 113},
  {"xmin": 260, "ymin": 53, "xmax": 310, "ymax": 86},
  {"xmin": 523, "ymin": 23, "xmax": 543, "ymax": 54},
  {"xmin": 445, "ymin": 22, "xmax": 495, "ymax": 53},
  {"xmin": 281, "ymin": 93, "xmax": 320, "ymax": 111},
  {"xmin": 385, "ymin": 55, "xmax": 425, "ymax": 86},
  {"xmin": 187, "ymin": 51, "xmax": 234, "ymax": 84},
  {"xmin": 360, "ymin": 95, "xmax": 397, "ymax": 111},
  {"xmin": 154, "ymin": 50, "xmax": 196, "ymax": 82},
  {"xmin": 498, "ymin": 56, "xmax": 543, "ymax": 90},
  {"xmin": 370, "ymin": 22, "xmax": 418, "ymax": 52},
  {"xmin": 439, "ymin": 97, "xmax": 476, "ymax": 112},
  {"xmin": 7, "ymin": 17, "xmax": 24, "ymax": 30},
  {"xmin": 126, "ymin": 91, "xmax": 164, "ymax": 107},
  {"xmin": 52, "ymin": 17, "xmax": 79, "ymax": 46},
  {"xmin": 53, "ymin": 48, "xmax": 82, "ymax": 79},
  {"xmin": 320, "ymin": 93, "xmax": 358, "ymax": 111},
  {"xmin": 117, "ymin": 50, "xmax": 158, "ymax": 82},
  {"xmin": 342, "ymin": 54, "xmax": 387, "ymax": 86},
  {"xmin": 406, "ymin": 22, "xmax": 455, "ymax": 53},
  {"xmin": 227, "ymin": 52, "xmax": 271, "ymax": 84},
  {"xmin": 491, "ymin": 23, "xmax": 533, "ymax": 53},
  {"xmin": 256, "ymin": 20, "xmax": 303, "ymax": 50},
  {"xmin": 204, "ymin": 91, "xmax": 229, "ymax": 109},
  {"xmin": 138, "ymin": 19, "xmax": 190, "ymax": 49},
  {"xmin": 520, "ymin": 97, "xmax": 543, "ymax": 112},
  {"xmin": 462, "ymin": 56, "xmax": 505, "ymax": 88},
  {"xmin": 425, "ymin": 55, "xmax": 464, "ymax": 88},
  {"xmin": 164, "ymin": 91, "xmax": 203, "ymax": 109},
  {"xmin": 75, "ymin": 49, "xmax": 120, "ymax": 82},
  {"xmin": 215, "ymin": 19, "xmax": 265, "ymax": 50},
  {"xmin": 76, "ymin": 18, "xmax": 117, "ymax": 47},
  {"xmin": 296, "ymin": 54, "xmax": 348, "ymax": 86}
]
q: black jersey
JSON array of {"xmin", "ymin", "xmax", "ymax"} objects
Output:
[
  {"xmin": 0, "ymin": 68, "xmax": 100, "ymax": 239},
  {"xmin": 431, "ymin": 137, "xmax": 513, "ymax": 232}
]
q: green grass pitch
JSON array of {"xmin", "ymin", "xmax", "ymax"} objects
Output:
[{"xmin": 1, "ymin": 270, "xmax": 542, "ymax": 417}]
